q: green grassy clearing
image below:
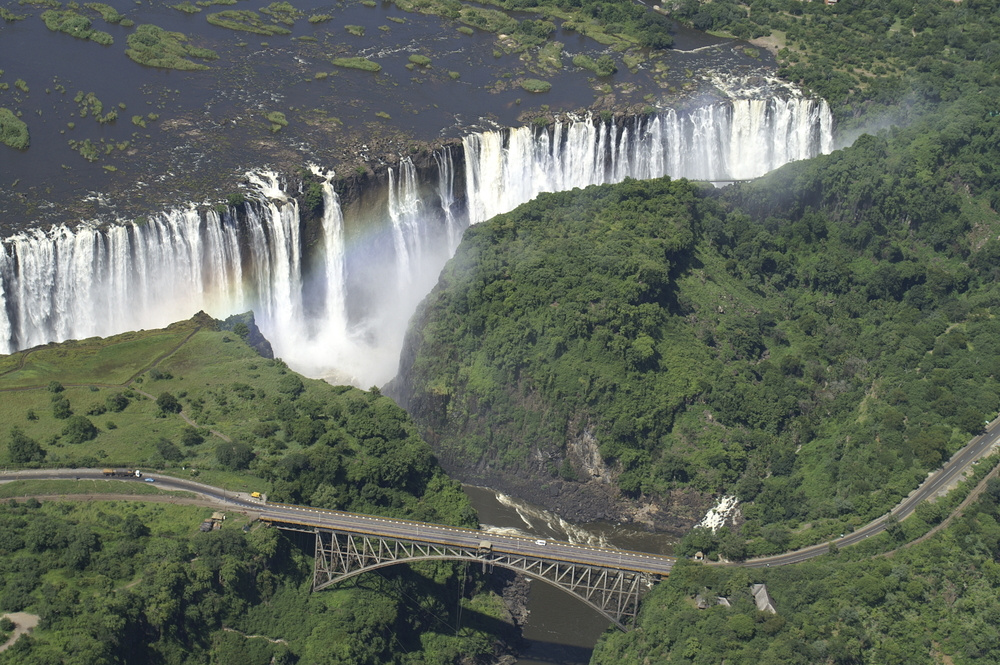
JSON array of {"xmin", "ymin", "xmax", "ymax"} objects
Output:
[{"xmin": 0, "ymin": 479, "xmax": 194, "ymax": 499}]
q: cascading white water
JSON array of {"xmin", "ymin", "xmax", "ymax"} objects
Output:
[
  {"xmin": 433, "ymin": 147, "xmax": 461, "ymax": 254},
  {"xmin": 0, "ymin": 207, "xmax": 247, "ymax": 352},
  {"xmin": 317, "ymin": 169, "xmax": 348, "ymax": 339},
  {"xmin": 0, "ymin": 96, "xmax": 834, "ymax": 386},
  {"xmin": 387, "ymin": 157, "xmax": 425, "ymax": 290},
  {"xmin": 463, "ymin": 97, "xmax": 833, "ymax": 224}
]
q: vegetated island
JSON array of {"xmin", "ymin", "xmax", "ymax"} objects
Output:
[
  {"xmin": 0, "ymin": 311, "xmax": 520, "ymax": 664},
  {"xmin": 0, "ymin": 108, "xmax": 29, "ymax": 150}
]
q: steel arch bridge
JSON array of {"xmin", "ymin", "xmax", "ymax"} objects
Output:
[
  {"xmin": 266, "ymin": 519, "xmax": 664, "ymax": 631},
  {"xmin": 313, "ymin": 530, "xmax": 656, "ymax": 631}
]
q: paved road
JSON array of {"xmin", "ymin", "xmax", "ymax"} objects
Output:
[
  {"xmin": 6, "ymin": 415, "xmax": 999, "ymax": 574},
  {"xmin": 740, "ymin": 417, "xmax": 1000, "ymax": 567},
  {"xmin": 0, "ymin": 469, "xmax": 676, "ymax": 576}
]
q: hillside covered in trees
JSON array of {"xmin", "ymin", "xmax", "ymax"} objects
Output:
[
  {"xmin": 592, "ymin": 474, "xmax": 1000, "ymax": 665},
  {"xmin": 392, "ymin": 76, "xmax": 1000, "ymax": 555}
]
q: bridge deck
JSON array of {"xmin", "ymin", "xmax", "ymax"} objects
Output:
[{"xmin": 258, "ymin": 505, "xmax": 675, "ymax": 576}]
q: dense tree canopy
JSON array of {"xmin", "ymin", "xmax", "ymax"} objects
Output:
[
  {"xmin": 0, "ymin": 499, "xmax": 512, "ymax": 665},
  {"xmin": 593, "ymin": 476, "xmax": 1000, "ymax": 664},
  {"xmin": 395, "ymin": 96, "xmax": 1000, "ymax": 552}
]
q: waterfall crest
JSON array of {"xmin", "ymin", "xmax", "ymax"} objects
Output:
[{"xmin": 0, "ymin": 98, "xmax": 834, "ymax": 386}]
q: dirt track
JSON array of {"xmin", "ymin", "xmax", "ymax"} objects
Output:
[{"xmin": 0, "ymin": 612, "xmax": 40, "ymax": 653}]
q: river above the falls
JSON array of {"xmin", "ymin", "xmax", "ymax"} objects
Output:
[
  {"xmin": 463, "ymin": 485, "xmax": 677, "ymax": 664},
  {"xmin": 0, "ymin": 0, "xmax": 763, "ymax": 229}
]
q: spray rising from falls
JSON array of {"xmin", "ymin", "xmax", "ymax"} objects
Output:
[{"xmin": 0, "ymin": 97, "xmax": 833, "ymax": 385}]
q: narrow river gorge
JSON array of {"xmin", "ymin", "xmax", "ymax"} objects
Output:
[{"xmin": 463, "ymin": 485, "xmax": 676, "ymax": 664}]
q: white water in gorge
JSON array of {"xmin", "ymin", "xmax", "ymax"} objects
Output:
[{"xmin": 0, "ymin": 97, "xmax": 833, "ymax": 385}]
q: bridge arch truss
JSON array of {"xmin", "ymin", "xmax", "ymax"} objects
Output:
[{"xmin": 312, "ymin": 529, "xmax": 658, "ymax": 631}]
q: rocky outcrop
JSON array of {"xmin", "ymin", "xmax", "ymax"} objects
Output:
[{"xmin": 218, "ymin": 311, "xmax": 274, "ymax": 359}]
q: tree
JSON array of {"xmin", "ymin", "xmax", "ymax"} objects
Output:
[
  {"xmin": 61, "ymin": 416, "xmax": 97, "ymax": 444},
  {"xmin": 121, "ymin": 513, "xmax": 149, "ymax": 539},
  {"xmin": 52, "ymin": 397, "xmax": 72, "ymax": 420},
  {"xmin": 8, "ymin": 427, "xmax": 46, "ymax": 463},
  {"xmin": 216, "ymin": 442, "xmax": 253, "ymax": 470},
  {"xmin": 156, "ymin": 437, "xmax": 183, "ymax": 462},
  {"xmin": 156, "ymin": 392, "xmax": 182, "ymax": 414},
  {"xmin": 595, "ymin": 54, "xmax": 618, "ymax": 76},
  {"xmin": 181, "ymin": 427, "xmax": 206, "ymax": 447},
  {"xmin": 277, "ymin": 375, "xmax": 304, "ymax": 397},
  {"xmin": 105, "ymin": 392, "xmax": 129, "ymax": 412}
]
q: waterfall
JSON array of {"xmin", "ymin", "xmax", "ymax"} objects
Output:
[
  {"xmin": 387, "ymin": 158, "xmax": 425, "ymax": 290},
  {"xmin": 319, "ymin": 173, "xmax": 348, "ymax": 340},
  {"xmin": 0, "ymin": 96, "xmax": 834, "ymax": 386},
  {"xmin": 433, "ymin": 147, "xmax": 461, "ymax": 254},
  {"xmin": 463, "ymin": 97, "xmax": 832, "ymax": 223}
]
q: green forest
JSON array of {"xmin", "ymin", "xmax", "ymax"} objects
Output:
[
  {"xmin": 592, "ymin": 476, "xmax": 1000, "ymax": 664},
  {"xmin": 0, "ymin": 499, "xmax": 515, "ymax": 665},
  {"xmin": 671, "ymin": 0, "xmax": 1000, "ymax": 128}
]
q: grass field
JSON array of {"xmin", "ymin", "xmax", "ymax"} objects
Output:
[
  {"xmin": 0, "ymin": 312, "xmax": 339, "ymax": 487},
  {"xmin": 0, "ymin": 479, "xmax": 195, "ymax": 499}
]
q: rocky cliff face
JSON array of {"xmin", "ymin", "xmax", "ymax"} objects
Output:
[{"xmin": 219, "ymin": 311, "xmax": 274, "ymax": 359}]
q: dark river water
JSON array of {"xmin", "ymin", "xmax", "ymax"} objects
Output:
[
  {"xmin": 463, "ymin": 485, "xmax": 676, "ymax": 664},
  {"xmin": 0, "ymin": 0, "xmax": 767, "ymax": 228}
]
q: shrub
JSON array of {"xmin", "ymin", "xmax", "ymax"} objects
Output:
[
  {"xmin": 171, "ymin": 1, "xmax": 202, "ymax": 12},
  {"xmin": 345, "ymin": 24, "xmax": 364, "ymax": 36},
  {"xmin": 259, "ymin": 1, "xmax": 301, "ymax": 24},
  {"xmin": 265, "ymin": 111, "xmax": 288, "ymax": 132},
  {"xmin": 408, "ymin": 54, "xmax": 431, "ymax": 66},
  {"xmin": 207, "ymin": 10, "xmax": 292, "ymax": 35}
]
